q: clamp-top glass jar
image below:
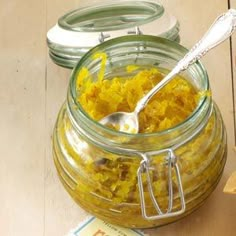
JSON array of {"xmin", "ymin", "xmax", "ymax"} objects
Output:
[
  {"xmin": 47, "ymin": 0, "xmax": 179, "ymax": 69},
  {"xmin": 53, "ymin": 35, "xmax": 227, "ymax": 228}
]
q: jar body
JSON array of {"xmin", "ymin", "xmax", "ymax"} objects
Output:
[
  {"xmin": 53, "ymin": 103, "xmax": 226, "ymax": 228},
  {"xmin": 52, "ymin": 36, "xmax": 227, "ymax": 228}
]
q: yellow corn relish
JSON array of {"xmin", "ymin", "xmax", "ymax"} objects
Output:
[{"xmin": 76, "ymin": 57, "xmax": 205, "ymax": 133}]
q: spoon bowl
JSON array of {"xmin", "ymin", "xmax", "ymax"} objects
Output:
[{"xmin": 100, "ymin": 111, "xmax": 139, "ymax": 133}]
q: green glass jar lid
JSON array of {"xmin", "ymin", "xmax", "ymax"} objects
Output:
[
  {"xmin": 58, "ymin": 0, "xmax": 164, "ymax": 32},
  {"xmin": 47, "ymin": 0, "xmax": 180, "ymax": 69}
]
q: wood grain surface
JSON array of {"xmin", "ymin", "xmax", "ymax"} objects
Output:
[{"xmin": 0, "ymin": 0, "xmax": 236, "ymax": 235}]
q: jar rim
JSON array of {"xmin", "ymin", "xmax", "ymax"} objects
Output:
[
  {"xmin": 58, "ymin": 0, "xmax": 164, "ymax": 32},
  {"xmin": 69, "ymin": 35, "xmax": 210, "ymax": 140}
]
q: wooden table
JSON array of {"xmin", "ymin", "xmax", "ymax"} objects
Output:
[{"xmin": 1, "ymin": 0, "xmax": 236, "ymax": 235}]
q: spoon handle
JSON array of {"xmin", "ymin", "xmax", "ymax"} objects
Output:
[{"xmin": 135, "ymin": 9, "xmax": 236, "ymax": 114}]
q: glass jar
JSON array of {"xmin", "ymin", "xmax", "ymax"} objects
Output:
[
  {"xmin": 47, "ymin": 0, "xmax": 179, "ymax": 69},
  {"xmin": 53, "ymin": 35, "xmax": 227, "ymax": 228}
]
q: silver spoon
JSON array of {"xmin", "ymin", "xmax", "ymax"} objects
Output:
[{"xmin": 100, "ymin": 9, "xmax": 236, "ymax": 133}]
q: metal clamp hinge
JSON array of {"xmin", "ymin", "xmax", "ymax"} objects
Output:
[
  {"xmin": 99, "ymin": 32, "xmax": 111, "ymax": 43},
  {"xmin": 137, "ymin": 149, "xmax": 185, "ymax": 220},
  {"xmin": 127, "ymin": 26, "xmax": 143, "ymax": 35}
]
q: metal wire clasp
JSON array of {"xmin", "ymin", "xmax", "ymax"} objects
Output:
[{"xmin": 137, "ymin": 149, "xmax": 185, "ymax": 220}]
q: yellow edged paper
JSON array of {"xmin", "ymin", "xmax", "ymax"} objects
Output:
[{"xmin": 68, "ymin": 217, "xmax": 148, "ymax": 236}]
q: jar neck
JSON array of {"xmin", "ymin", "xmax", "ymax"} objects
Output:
[{"xmin": 67, "ymin": 35, "xmax": 211, "ymax": 154}]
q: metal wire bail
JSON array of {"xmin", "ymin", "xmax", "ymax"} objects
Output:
[{"xmin": 137, "ymin": 149, "xmax": 185, "ymax": 220}]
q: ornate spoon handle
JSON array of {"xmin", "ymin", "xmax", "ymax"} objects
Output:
[{"xmin": 135, "ymin": 9, "xmax": 236, "ymax": 114}]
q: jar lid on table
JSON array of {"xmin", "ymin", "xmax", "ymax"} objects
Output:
[{"xmin": 46, "ymin": 0, "xmax": 180, "ymax": 69}]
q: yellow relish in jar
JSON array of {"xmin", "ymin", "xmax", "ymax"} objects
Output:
[
  {"xmin": 76, "ymin": 53, "xmax": 208, "ymax": 133},
  {"xmin": 53, "ymin": 36, "xmax": 226, "ymax": 228}
]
